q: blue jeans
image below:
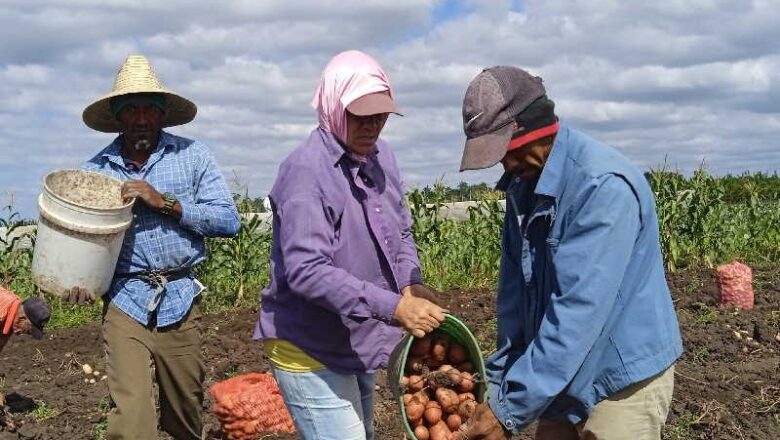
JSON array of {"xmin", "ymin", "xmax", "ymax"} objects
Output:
[{"xmin": 272, "ymin": 367, "xmax": 376, "ymax": 440}]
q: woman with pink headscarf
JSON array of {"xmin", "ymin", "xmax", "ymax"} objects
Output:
[{"xmin": 253, "ymin": 50, "xmax": 446, "ymax": 439}]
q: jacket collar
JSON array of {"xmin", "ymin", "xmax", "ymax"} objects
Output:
[
  {"xmin": 494, "ymin": 125, "xmax": 570, "ymax": 200},
  {"xmin": 533, "ymin": 125, "xmax": 569, "ymax": 200}
]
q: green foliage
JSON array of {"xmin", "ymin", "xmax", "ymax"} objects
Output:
[
  {"xmin": 690, "ymin": 303, "xmax": 718, "ymax": 327},
  {"xmin": 89, "ymin": 396, "xmax": 111, "ymax": 440},
  {"xmin": 417, "ymin": 181, "xmax": 503, "ymax": 202},
  {"xmin": 232, "ymin": 192, "xmax": 269, "ymax": 213},
  {"xmin": 649, "ymin": 168, "xmax": 780, "ymax": 271},
  {"xmin": 91, "ymin": 420, "xmax": 108, "ymax": 440},
  {"xmin": 3, "ymin": 171, "xmax": 780, "ymax": 328},
  {"xmin": 46, "ymin": 301, "xmax": 103, "ymax": 330},
  {"xmin": 196, "ymin": 202, "xmax": 271, "ymax": 311},
  {"xmin": 0, "ymin": 203, "xmax": 36, "ymax": 294},
  {"xmin": 690, "ymin": 347, "xmax": 710, "ymax": 365},
  {"xmin": 31, "ymin": 401, "xmax": 60, "ymax": 421},
  {"xmin": 407, "ymin": 187, "xmax": 503, "ymax": 290}
]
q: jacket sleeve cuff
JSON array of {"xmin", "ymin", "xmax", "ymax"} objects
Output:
[
  {"xmin": 364, "ymin": 283, "xmax": 401, "ymax": 323},
  {"xmin": 488, "ymin": 385, "xmax": 524, "ymax": 435}
]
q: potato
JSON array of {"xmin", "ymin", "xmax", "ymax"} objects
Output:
[
  {"xmin": 447, "ymin": 343, "xmax": 467, "ymax": 364},
  {"xmin": 424, "ymin": 400, "xmax": 443, "ymax": 424},
  {"xmin": 224, "ymin": 420, "xmax": 243, "ymax": 431},
  {"xmin": 242, "ymin": 419, "xmax": 258, "ymax": 434},
  {"xmin": 411, "ymin": 391, "xmax": 430, "ymax": 406},
  {"xmin": 430, "ymin": 337, "xmax": 450, "ymax": 363},
  {"xmin": 458, "ymin": 371, "xmax": 474, "ymax": 393},
  {"xmin": 435, "ymin": 387, "xmax": 460, "ymax": 413},
  {"xmin": 458, "ymin": 392, "xmax": 475, "ymax": 402},
  {"xmin": 457, "ymin": 361, "xmax": 473, "ymax": 373},
  {"xmin": 457, "ymin": 399, "xmax": 477, "ymax": 420},
  {"xmin": 427, "ymin": 365, "xmax": 459, "ymax": 390},
  {"xmin": 441, "ymin": 365, "xmax": 462, "ymax": 385},
  {"xmin": 406, "ymin": 356, "xmax": 425, "ymax": 374},
  {"xmin": 411, "ymin": 335, "xmax": 433, "ymax": 357},
  {"xmin": 426, "ymin": 356, "xmax": 444, "ymax": 369},
  {"xmin": 406, "ymin": 401, "xmax": 425, "ymax": 422},
  {"xmin": 408, "ymin": 374, "xmax": 425, "ymax": 392},
  {"xmin": 403, "ymin": 393, "xmax": 414, "ymax": 405},
  {"xmin": 414, "ymin": 424, "xmax": 430, "ymax": 440},
  {"xmin": 428, "ymin": 421, "xmax": 452, "ymax": 440},
  {"xmin": 446, "ymin": 413, "xmax": 462, "ymax": 431}
]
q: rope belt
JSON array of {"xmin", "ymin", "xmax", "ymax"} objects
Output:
[{"xmin": 115, "ymin": 267, "xmax": 193, "ymax": 312}]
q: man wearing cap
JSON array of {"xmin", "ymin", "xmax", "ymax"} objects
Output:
[
  {"xmin": 455, "ymin": 67, "xmax": 682, "ymax": 440},
  {"xmin": 0, "ymin": 287, "xmax": 51, "ymax": 352},
  {"xmin": 0, "ymin": 287, "xmax": 51, "ymax": 408},
  {"xmin": 68, "ymin": 55, "xmax": 240, "ymax": 439}
]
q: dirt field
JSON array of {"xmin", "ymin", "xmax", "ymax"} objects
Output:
[{"xmin": 1, "ymin": 268, "xmax": 778, "ymax": 439}]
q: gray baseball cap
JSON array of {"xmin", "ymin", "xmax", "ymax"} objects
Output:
[
  {"xmin": 21, "ymin": 297, "xmax": 50, "ymax": 340},
  {"xmin": 459, "ymin": 66, "xmax": 546, "ymax": 171}
]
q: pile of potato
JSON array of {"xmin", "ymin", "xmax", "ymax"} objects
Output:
[{"xmin": 401, "ymin": 333, "xmax": 479, "ymax": 440}]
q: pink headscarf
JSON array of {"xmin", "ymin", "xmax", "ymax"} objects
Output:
[{"xmin": 311, "ymin": 50, "xmax": 396, "ymax": 143}]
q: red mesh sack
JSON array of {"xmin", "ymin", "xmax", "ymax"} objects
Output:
[
  {"xmin": 209, "ymin": 373, "xmax": 295, "ymax": 440},
  {"xmin": 716, "ymin": 261, "xmax": 754, "ymax": 310}
]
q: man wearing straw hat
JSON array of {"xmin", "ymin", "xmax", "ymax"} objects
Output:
[{"xmin": 69, "ymin": 55, "xmax": 240, "ymax": 439}]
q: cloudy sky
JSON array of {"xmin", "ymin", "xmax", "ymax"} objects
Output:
[{"xmin": 1, "ymin": 0, "xmax": 778, "ymax": 219}]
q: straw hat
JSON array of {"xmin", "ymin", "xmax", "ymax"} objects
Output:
[{"xmin": 82, "ymin": 55, "xmax": 197, "ymax": 133}]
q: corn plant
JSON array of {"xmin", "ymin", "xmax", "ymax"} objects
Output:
[
  {"xmin": 4, "ymin": 173, "xmax": 780, "ymax": 327},
  {"xmin": 0, "ymin": 203, "xmax": 35, "ymax": 294},
  {"xmin": 408, "ymin": 188, "xmax": 503, "ymax": 290},
  {"xmin": 649, "ymin": 168, "xmax": 780, "ymax": 271},
  {"xmin": 197, "ymin": 211, "xmax": 271, "ymax": 310}
]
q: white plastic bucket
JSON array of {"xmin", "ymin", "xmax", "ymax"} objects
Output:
[{"xmin": 31, "ymin": 169, "xmax": 134, "ymax": 298}]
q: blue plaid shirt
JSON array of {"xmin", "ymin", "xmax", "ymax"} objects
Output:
[{"xmin": 83, "ymin": 131, "xmax": 240, "ymax": 327}]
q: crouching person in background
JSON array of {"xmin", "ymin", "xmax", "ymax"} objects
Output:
[
  {"xmin": 65, "ymin": 54, "xmax": 240, "ymax": 439},
  {"xmin": 1, "ymin": 286, "xmax": 51, "ymax": 405}
]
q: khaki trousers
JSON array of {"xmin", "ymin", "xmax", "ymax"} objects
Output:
[
  {"xmin": 536, "ymin": 366, "xmax": 675, "ymax": 440},
  {"xmin": 102, "ymin": 302, "xmax": 204, "ymax": 440}
]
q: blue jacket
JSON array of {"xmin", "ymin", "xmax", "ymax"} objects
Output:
[{"xmin": 487, "ymin": 125, "xmax": 683, "ymax": 434}]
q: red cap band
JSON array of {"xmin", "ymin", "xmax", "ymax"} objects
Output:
[{"xmin": 507, "ymin": 121, "xmax": 560, "ymax": 152}]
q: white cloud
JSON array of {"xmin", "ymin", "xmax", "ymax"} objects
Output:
[{"xmin": 0, "ymin": 0, "xmax": 778, "ymax": 219}]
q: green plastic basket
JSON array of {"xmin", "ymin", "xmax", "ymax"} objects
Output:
[{"xmin": 387, "ymin": 313, "xmax": 487, "ymax": 440}]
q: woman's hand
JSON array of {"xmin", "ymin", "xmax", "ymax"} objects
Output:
[
  {"xmin": 402, "ymin": 284, "xmax": 444, "ymax": 306},
  {"xmin": 394, "ymin": 284, "xmax": 447, "ymax": 338}
]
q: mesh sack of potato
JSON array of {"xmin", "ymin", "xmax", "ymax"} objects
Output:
[
  {"xmin": 716, "ymin": 261, "xmax": 754, "ymax": 310},
  {"xmin": 388, "ymin": 313, "xmax": 487, "ymax": 440},
  {"xmin": 209, "ymin": 372, "xmax": 295, "ymax": 440}
]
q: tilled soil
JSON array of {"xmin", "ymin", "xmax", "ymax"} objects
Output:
[{"xmin": 1, "ymin": 268, "xmax": 778, "ymax": 439}]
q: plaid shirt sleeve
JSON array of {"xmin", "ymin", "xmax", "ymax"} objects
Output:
[{"xmin": 179, "ymin": 147, "xmax": 241, "ymax": 238}]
